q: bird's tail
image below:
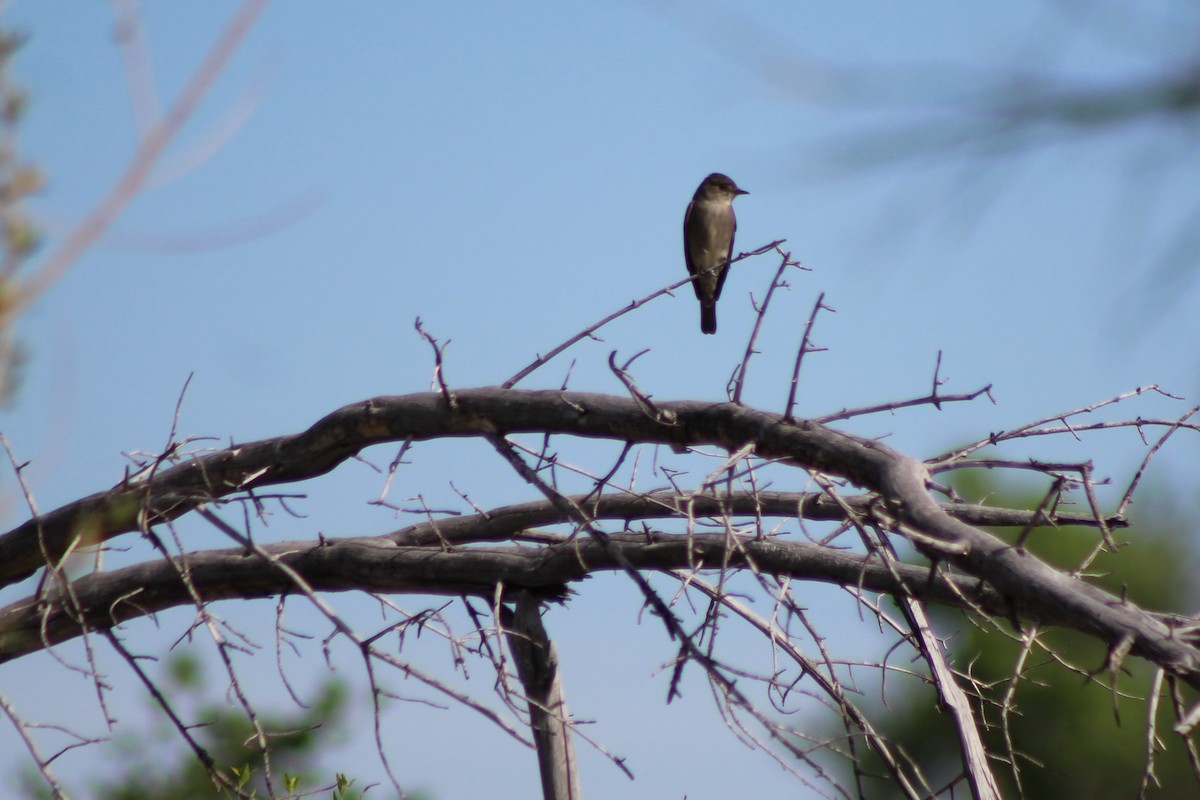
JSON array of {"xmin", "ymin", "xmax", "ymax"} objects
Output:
[{"xmin": 700, "ymin": 303, "xmax": 717, "ymax": 335}]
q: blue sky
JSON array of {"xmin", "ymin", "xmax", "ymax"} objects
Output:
[{"xmin": 3, "ymin": 2, "xmax": 1200, "ymax": 797}]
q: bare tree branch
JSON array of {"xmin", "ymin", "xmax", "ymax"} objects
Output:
[
  {"xmin": 501, "ymin": 593, "xmax": 582, "ymax": 800},
  {"xmin": 2, "ymin": 388, "xmax": 1193, "ymax": 690}
]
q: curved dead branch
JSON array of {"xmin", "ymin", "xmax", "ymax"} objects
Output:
[
  {"xmin": 0, "ymin": 530, "xmax": 1003, "ymax": 664},
  {"xmin": 1, "ymin": 387, "xmax": 1195, "ymax": 687}
]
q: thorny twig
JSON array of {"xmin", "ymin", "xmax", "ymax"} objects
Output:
[
  {"xmin": 818, "ymin": 383, "xmax": 994, "ymax": 424},
  {"xmin": 931, "ymin": 384, "xmax": 1183, "ymax": 465},
  {"xmin": 503, "ymin": 240, "xmax": 783, "ymax": 389},
  {"xmin": 729, "ymin": 245, "xmax": 805, "ymax": 404},
  {"xmin": 607, "ymin": 349, "xmax": 665, "ymax": 422},
  {"xmin": 784, "ymin": 291, "xmax": 832, "ymax": 422},
  {"xmin": 675, "ymin": 572, "xmax": 929, "ymax": 799},
  {"xmin": 3, "ymin": 269, "xmax": 1197, "ymax": 800},
  {"xmin": 0, "ymin": 691, "xmax": 70, "ymax": 800},
  {"xmin": 1139, "ymin": 668, "xmax": 1166, "ymax": 799},
  {"xmin": 416, "ymin": 317, "xmax": 456, "ymax": 408},
  {"xmin": 1117, "ymin": 403, "xmax": 1200, "ymax": 517}
]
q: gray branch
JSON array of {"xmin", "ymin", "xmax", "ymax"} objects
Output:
[{"xmin": 0, "ymin": 388, "xmax": 1192, "ymax": 687}]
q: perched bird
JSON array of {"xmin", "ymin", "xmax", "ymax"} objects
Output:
[{"xmin": 683, "ymin": 172, "xmax": 748, "ymax": 334}]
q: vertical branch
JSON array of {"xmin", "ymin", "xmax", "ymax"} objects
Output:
[
  {"xmin": 1168, "ymin": 675, "xmax": 1200, "ymax": 784},
  {"xmin": 1139, "ymin": 668, "xmax": 1166, "ymax": 799},
  {"xmin": 783, "ymin": 292, "xmax": 830, "ymax": 422},
  {"xmin": 898, "ymin": 595, "xmax": 1002, "ymax": 800},
  {"xmin": 997, "ymin": 627, "xmax": 1039, "ymax": 795},
  {"xmin": 929, "ymin": 350, "xmax": 944, "ymax": 409},
  {"xmin": 816, "ymin": 475, "xmax": 1001, "ymax": 800},
  {"xmin": 728, "ymin": 245, "xmax": 800, "ymax": 404},
  {"xmin": 502, "ymin": 592, "xmax": 581, "ymax": 800},
  {"xmin": 415, "ymin": 318, "xmax": 457, "ymax": 407}
]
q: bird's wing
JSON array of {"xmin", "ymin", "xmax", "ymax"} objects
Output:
[
  {"xmin": 683, "ymin": 200, "xmax": 708, "ymax": 302},
  {"xmin": 682, "ymin": 199, "xmax": 698, "ymax": 277},
  {"xmin": 712, "ymin": 210, "xmax": 735, "ymax": 302}
]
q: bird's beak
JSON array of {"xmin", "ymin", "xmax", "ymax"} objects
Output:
[{"xmin": 736, "ymin": 188, "xmax": 749, "ymax": 195}]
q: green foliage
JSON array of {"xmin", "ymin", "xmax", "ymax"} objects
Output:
[
  {"xmin": 19, "ymin": 652, "xmax": 373, "ymax": 800},
  {"xmin": 835, "ymin": 474, "xmax": 1200, "ymax": 799}
]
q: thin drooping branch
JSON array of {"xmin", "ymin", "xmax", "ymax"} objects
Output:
[
  {"xmin": 679, "ymin": 573, "xmax": 929, "ymax": 799},
  {"xmin": 1, "ymin": 388, "xmax": 1196, "ymax": 686}
]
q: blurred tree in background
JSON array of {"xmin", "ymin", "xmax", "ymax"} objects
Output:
[
  {"xmin": 17, "ymin": 653, "xmax": 380, "ymax": 800},
  {"xmin": 834, "ymin": 473, "xmax": 1200, "ymax": 798}
]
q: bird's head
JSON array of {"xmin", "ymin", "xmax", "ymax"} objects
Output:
[{"xmin": 695, "ymin": 172, "xmax": 748, "ymax": 201}]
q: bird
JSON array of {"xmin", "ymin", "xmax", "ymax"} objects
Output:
[{"xmin": 683, "ymin": 172, "xmax": 748, "ymax": 334}]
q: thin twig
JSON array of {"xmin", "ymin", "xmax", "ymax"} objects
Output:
[
  {"xmin": 415, "ymin": 318, "xmax": 456, "ymax": 408},
  {"xmin": 819, "ymin": 383, "xmax": 993, "ymax": 424},
  {"xmin": 931, "ymin": 385, "xmax": 1180, "ymax": 465},
  {"xmin": 784, "ymin": 292, "xmax": 830, "ymax": 422},
  {"xmin": 0, "ymin": 691, "xmax": 69, "ymax": 800},
  {"xmin": 503, "ymin": 240, "xmax": 783, "ymax": 389},
  {"xmin": 1139, "ymin": 668, "xmax": 1166, "ymax": 799},
  {"xmin": 1013, "ymin": 476, "xmax": 1064, "ymax": 549},
  {"xmin": 676, "ymin": 573, "xmax": 928, "ymax": 799},
  {"xmin": 1117, "ymin": 403, "xmax": 1200, "ymax": 517},
  {"xmin": 729, "ymin": 245, "xmax": 800, "ymax": 404}
]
